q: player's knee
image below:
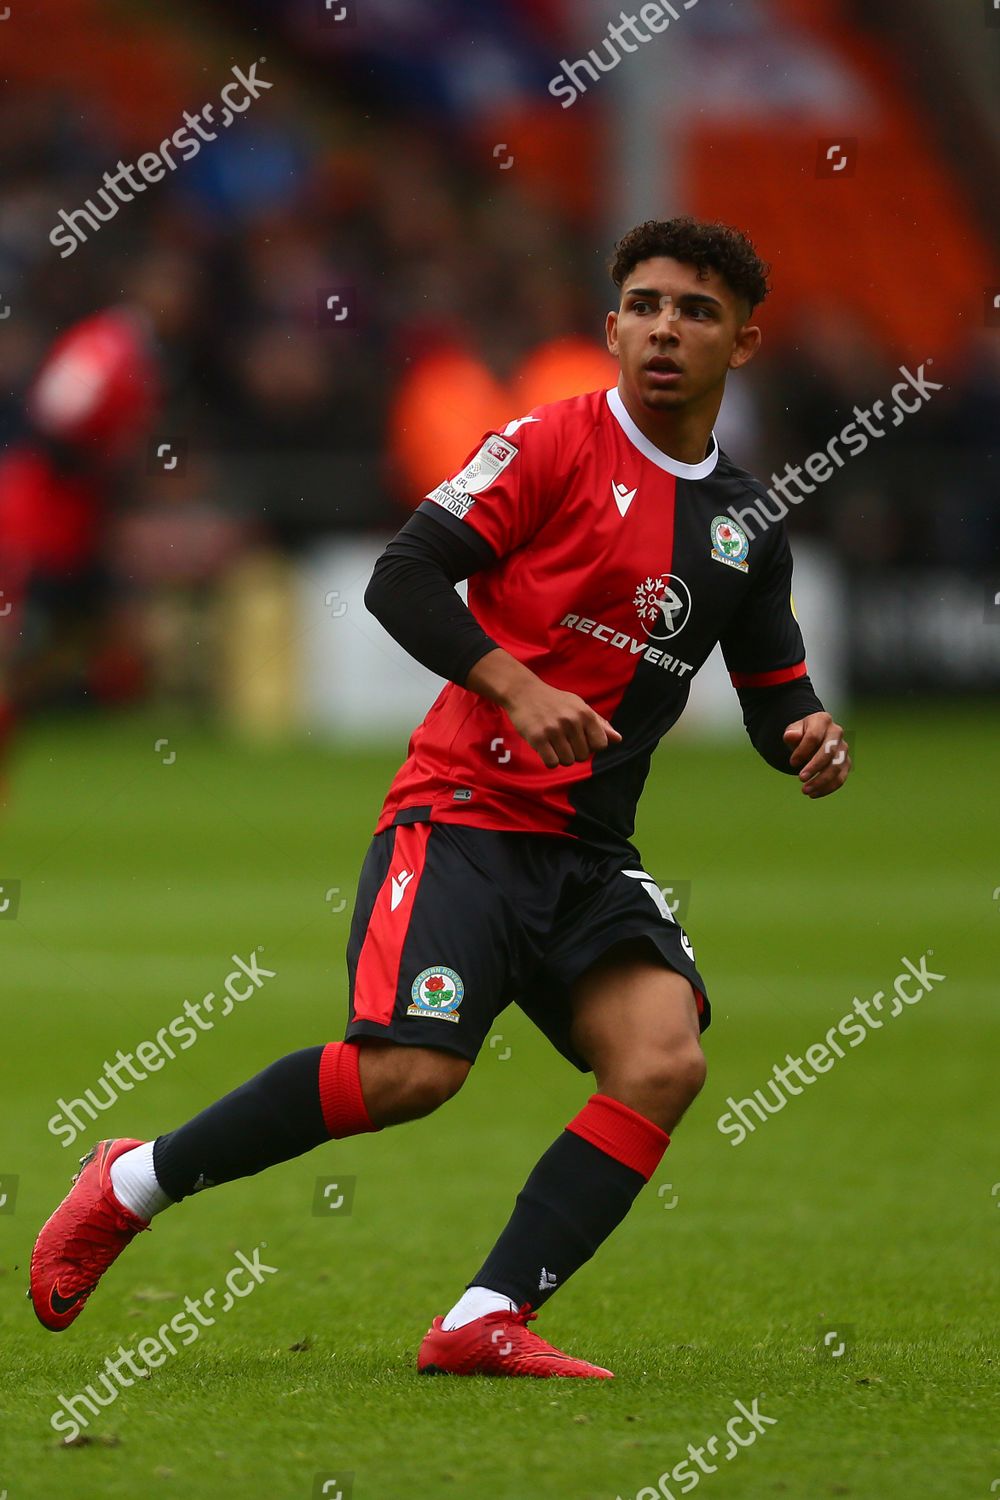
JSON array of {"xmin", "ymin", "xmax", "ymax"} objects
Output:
[
  {"xmin": 401, "ymin": 1051, "xmax": 470, "ymax": 1117},
  {"xmin": 669, "ymin": 1040, "xmax": 707, "ymax": 1105},
  {"xmin": 358, "ymin": 1042, "xmax": 470, "ymax": 1125},
  {"xmin": 609, "ymin": 1038, "xmax": 707, "ymax": 1118}
]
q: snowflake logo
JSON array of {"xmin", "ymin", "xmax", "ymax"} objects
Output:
[
  {"xmin": 634, "ymin": 576, "xmax": 666, "ymax": 624},
  {"xmin": 632, "ymin": 571, "xmax": 692, "ymax": 639}
]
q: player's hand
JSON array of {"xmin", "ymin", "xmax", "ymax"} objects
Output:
[
  {"xmin": 464, "ymin": 648, "xmax": 621, "ymax": 768},
  {"xmin": 783, "ymin": 713, "xmax": 851, "ymax": 798},
  {"xmin": 503, "ymin": 680, "xmax": 623, "ymax": 769}
]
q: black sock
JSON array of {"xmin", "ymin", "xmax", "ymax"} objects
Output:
[
  {"xmin": 472, "ymin": 1125, "xmax": 659, "ymax": 1309},
  {"xmin": 152, "ymin": 1046, "xmax": 329, "ymax": 1201}
]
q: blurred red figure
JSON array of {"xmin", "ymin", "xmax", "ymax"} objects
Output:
[
  {"xmin": 0, "ymin": 254, "xmax": 194, "ymax": 792},
  {"xmin": 1, "ymin": 306, "xmax": 157, "ymax": 563}
]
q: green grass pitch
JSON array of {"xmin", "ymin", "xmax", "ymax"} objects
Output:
[{"xmin": 1, "ymin": 705, "xmax": 997, "ymax": 1499}]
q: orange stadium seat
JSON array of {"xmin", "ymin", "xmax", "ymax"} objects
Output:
[
  {"xmin": 686, "ymin": 0, "xmax": 991, "ymax": 363},
  {"xmin": 2, "ymin": 0, "xmax": 203, "ymax": 143}
]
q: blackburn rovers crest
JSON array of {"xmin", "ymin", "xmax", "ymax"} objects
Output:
[
  {"xmin": 408, "ymin": 966, "xmax": 465, "ymax": 1023},
  {"xmin": 710, "ymin": 516, "xmax": 749, "ymax": 572}
]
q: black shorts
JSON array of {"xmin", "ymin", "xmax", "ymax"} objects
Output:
[{"xmin": 345, "ymin": 822, "xmax": 709, "ymax": 1071}]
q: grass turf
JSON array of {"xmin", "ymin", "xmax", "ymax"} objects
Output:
[{"xmin": 1, "ymin": 705, "xmax": 997, "ymax": 1499}]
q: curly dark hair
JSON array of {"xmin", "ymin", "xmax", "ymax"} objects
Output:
[{"xmin": 609, "ymin": 217, "xmax": 771, "ymax": 314}]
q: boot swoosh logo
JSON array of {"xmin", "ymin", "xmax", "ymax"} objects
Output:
[{"xmin": 50, "ymin": 1283, "xmax": 92, "ymax": 1315}]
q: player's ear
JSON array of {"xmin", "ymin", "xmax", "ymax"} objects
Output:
[
  {"xmin": 605, "ymin": 309, "xmax": 619, "ymax": 356},
  {"xmin": 729, "ymin": 321, "xmax": 761, "ymax": 370}
]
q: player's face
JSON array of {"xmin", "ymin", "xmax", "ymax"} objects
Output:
[{"xmin": 606, "ymin": 256, "xmax": 760, "ymax": 413}]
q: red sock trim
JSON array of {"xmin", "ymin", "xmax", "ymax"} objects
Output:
[
  {"xmin": 318, "ymin": 1041, "xmax": 379, "ymax": 1138},
  {"xmin": 565, "ymin": 1093, "xmax": 669, "ymax": 1181}
]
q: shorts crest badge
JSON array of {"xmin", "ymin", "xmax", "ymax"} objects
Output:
[{"xmin": 408, "ymin": 965, "xmax": 465, "ymax": 1023}]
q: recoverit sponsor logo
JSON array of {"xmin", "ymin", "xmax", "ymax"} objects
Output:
[
  {"xmin": 717, "ymin": 951, "xmax": 945, "ymax": 1146},
  {"xmin": 560, "ymin": 613, "xmax": 693, "ymax": 677}
]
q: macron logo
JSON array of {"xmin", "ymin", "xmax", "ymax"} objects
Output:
[
  {"xmin": 390, "ymin": 869, "xmax": 414, "ymax": 911},
  {"xmin": 612, "ymin": 479, "xmax": 638, "ymax": 517},
  {"xmin": 503, "ymin": 415, "xmax": 540, "ymax": 437}
]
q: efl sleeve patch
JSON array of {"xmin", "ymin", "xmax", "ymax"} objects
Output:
[
  {"xmin": 449, "ymin": 434, "xmax": 519, "ymax": 495},
  {"xmin": 425, "ymin": 479, "xmax": 477, "ymax": 519},
  {"xmin": 423, "ymin": 416, "xmax": 552, "ymax": 559}
]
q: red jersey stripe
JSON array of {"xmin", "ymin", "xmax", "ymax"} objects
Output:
[
  {"xmin": 729, "ymin": 660, "xmax": 807, "ymax": 689},
  {"xmin": 353, "ymin": 822, "xmax": 432, "ymax": 1025}
]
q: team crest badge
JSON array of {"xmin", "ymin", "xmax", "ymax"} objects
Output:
[
  {"xmin": 408, "ymin": 965, "xmax": 465, "ymax": 1023},
  {"xmin": 710, "ymin": 516, "xmax": 749, "ymax": 572}
]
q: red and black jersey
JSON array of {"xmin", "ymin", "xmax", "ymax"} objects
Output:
[{"xmin": 375, "ymin": 386, "xmax": 816, "ymax": 852}]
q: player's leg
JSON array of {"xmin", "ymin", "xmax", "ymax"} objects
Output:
[
  {"xmin": 483, "ymin": 938, "xmax": 704, "ymax": 1296},
  {"xmin": 422, "ymin": 835, "xmax": 710, "ymax": 1377},
  {"xmin": 29, "ymin": 1039, "xmax": 468, "ymax": 1332},
  {"xmin": 124, "ymin": 1037, "xmax": 470, "ymax": 1215},
  {"xmin": 452, "ymin": 939, "xmax": 701, "ymax": 1295},
  {"xmin": 566, "ymin": 937, "xmax": 706, "ymax": 1130},
  {"xmin": 418, "ymin": 940, "xmax": 701, "ymax": 1378},
  {"xmin": 118, "ymin": 819, "xmax": 492, "ymax": 1216},
  {"xmin": 29, "ymin": 821, "xmax": 512, "ymax": 1331}
]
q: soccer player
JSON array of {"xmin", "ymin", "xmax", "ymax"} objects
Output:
[
  {"xmin": 0, "ymin": 251, "xmax": 197, "ymax": 796},
  {"xmin": 30, "ymin": 218, "xmax": 851, "ymax": 1377}
]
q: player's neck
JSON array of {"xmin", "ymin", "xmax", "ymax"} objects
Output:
[{"xmin": 615, "ymin": 379, "xmax": 718, "ymax": 466}]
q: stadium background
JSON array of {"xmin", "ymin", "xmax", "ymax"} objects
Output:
[{"xmin": 1, "ymin": 2, "xmax": 997, "ymax": 1497}]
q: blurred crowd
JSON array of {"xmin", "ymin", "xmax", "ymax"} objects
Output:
[
  {"xmin": 0, "ymin": 1, "xmax": 997, "ymax": 728},
  {"xmin": 3, "ymin": 84, "xmax": 996, "ymax": 559}
]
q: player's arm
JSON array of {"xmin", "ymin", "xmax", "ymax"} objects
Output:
[
  {"xmin": 364, "ymin": 509, "xmax": 621, "ymax": 770},
  {"xmin": 365, "ymin": 417, "xmax": 621, "ymax": 769},
  {"xmin": 363, "ymin": 507, "xmax": 500, "ymax": 686},
  {"xmin": 465, "ymin": 648, "xmax": 621, "ymax": 769},
  {"xmin": 720, "ymin": 520, "xmax": 851, "ymax": 799}
]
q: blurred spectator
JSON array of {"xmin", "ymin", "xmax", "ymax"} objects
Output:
[
  {"xmin": 0, "ymin": 249, "xmax": 200, "ymax": 768},
  {"xmin": 0, "ymin": 0, "xmax": 996, "ymax": 735}
]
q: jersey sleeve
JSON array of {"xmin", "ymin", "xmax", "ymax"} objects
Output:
[
  {"xmin": 720, "ymin": 521, "xmax": 809, "ymax": 688},
  {"xmin": 416, "ymin": 413, "xmax": 557, "ymax": 560},
  {"xmin": 364, "ymin": 508, "xmax": 500, "ymax": 686}
]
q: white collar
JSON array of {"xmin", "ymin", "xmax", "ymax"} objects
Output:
[{"xmin": 606, "ymin": 386, "xmax": 719, "ymax": 480}]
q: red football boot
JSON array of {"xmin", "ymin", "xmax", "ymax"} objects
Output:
[
  {"xmin": 417, "ymin": 1303, "xmax": 614, "ymax": 1378},
  {"xmin": 29, "ymin": 1138, "xmax": 150, "ymax": 1332}
]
